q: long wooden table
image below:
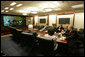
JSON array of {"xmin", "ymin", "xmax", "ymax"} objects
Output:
[{"xmin": 33, "ymin": 29, "xmax": 68, "ymax": 44}]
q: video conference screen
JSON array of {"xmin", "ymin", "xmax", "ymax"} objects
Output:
[
  {"xmin": 59, "ymin": 18, "xmax": 70, "ymax": 24},
  {"xmin": 3, "ymin": 16, "xmax": 26, "ymax": 26},
  {"xmin": 40, "ymin": 19, "xmax": 46, "ymax": 23}
]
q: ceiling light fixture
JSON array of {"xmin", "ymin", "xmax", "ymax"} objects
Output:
[
  {"xmin": 54, "ymin": 8, "xmax": 62, "ymax": 10},
  {"xmin": 1, "ymin": 10, "xmax": 4, "ymax": 12},
  {"xmin": 72, "ymin": 4, "xmax": 84, "ymax": 8},
  {"xmin": 44, "ymin": 8, "xmax": 52, "ymax": 12},
  {"xmin": 10, "ymin": 2, "xmax": 16, "ymax": 6},
  {"xmin": 27, "ymin": 7, "xmax": 42, "ymax": 12},
  {"xmin": 5, "ymin": 11, "xmax": 9, "ymax": 12},
  {"xmin": 5, "ymin": 7, "xmax": 9, "ymax": 9},
  {"xmin": 10, "ymin": 8, "xmax": 14, "ymax": 10},
  {"xmin": 51, "ymin": 2, "xmax": 60, "ymax": 7},
  {"xmin": 31, "ymin": 11, "xmax": 37, "ymax": 14},
  {"xmin": 23, "ymin": 13, "xmax": 27, "ymax": 15},
  {"xmin": 19, "ymin": 10, "xmax": 30, "ymax": 13},
  {"xmin": 16, "ymin": 4, "xmax": 23, "ymax": 7}
]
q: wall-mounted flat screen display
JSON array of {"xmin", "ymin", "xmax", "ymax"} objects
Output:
[
  {"xmin": 59, "ymin": 18, "xmax": 70, "ymax": 24},
  {"xmin": 40, "ymin": 19, "xmax": 46, "ymax": 23},
  {"xmin": 3, "ymin": 16, "xmax": 26, "ymax": 26}
]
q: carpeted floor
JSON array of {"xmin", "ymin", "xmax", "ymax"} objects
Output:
[
  {"xmin": 1, "ymin": 36, "xmax": 30, "ymax": 56},
  {"xmin": 1, "ymin": 35, "xmax": 84, "ymax": 56}
]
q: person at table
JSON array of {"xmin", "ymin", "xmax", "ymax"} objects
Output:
[
  {"xmin": 33, "ymin": 23, "xmax": 39, "ymax": 29},
  {"xmin": 27, "ymin": 24, "xmax": 34, "ymax": 33},
  {"xmin": 56, "ymin": 24, "xmax": 64, "ymax": 32},
  {"xmin": 44, "ymin": 29, "xmax": 58, "ymax": 50},
  {"xmin": 44, "ymin": 29, "xmax": 57, "ymax": 41},
  {"xmin": 52, "ymin": 24, "xmax": 57, "ymax": 31},
  {"xmin": 64, "ymin": 25, "xmax": 72, "ymax": 36}
]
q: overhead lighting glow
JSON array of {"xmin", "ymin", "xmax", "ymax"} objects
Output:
[
  {"xmin": 10, "ymin": 8, "xmax": 14, "ymax": 10},
  {"xmin": 1, "ymin": 10, "xmax": 4, "ymax": 12},
  {"xmin": 23, "ymin": 13, "xmax": 27, "ymax": 15},
  {"xmin": 10, "ymin": 2, "xmax": 16, "ymax": 6},
  {"xmin": 19, "ymin": 10, "xmax": 30, "ymax": 13},
  {"xmin": 27, "ymin": 7, "xmax": 42, "ymax": 11},
  {"xmin": 72, "ymin": 4, "xmax": 84, "ymax": 8},
  {"xmin": 16, "ymin": 4, "xmax": 23, "ymax": 7},
  {"xmin": 39, "ymin": 2, "xmax": 59, "ymax": 9},
  {"xmin": 5, "ymin": 11, "xmax": 9, "ymax": 12},
  {"xmin": 31, "ymin": 11, "xmax": 37, "ymax": 14},
  {"xmin": 42, "ymin": 11, "xmax": 46, "ymax": 12},
  {"xmin": 5, "ymin": 7, "xmax": 9, "ymax": 9},
  {"xmin": 44, "ymin": 8, "xmax": 52, "ymax": 12},
  {"xmin": 54, "ymin": 8, "xmax": 62, "ymax": 10},
  {"xmin": 51, "ymin": 2, "xmax": 60, "ymax": 7}
]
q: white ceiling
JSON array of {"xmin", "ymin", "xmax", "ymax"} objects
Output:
[{"xmin": 1, "ymin": 1, "xmax": 84, "ymax": 16}]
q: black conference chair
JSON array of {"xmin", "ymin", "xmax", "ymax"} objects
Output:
[
  {"xmin": 66, "ymin": 32, "xmax": 84, "ymax": 56},
  {"xmin": 14, "ymin": 29, "xmax": 23, "ymax": 43},
  {"xmin": 37, "ymin": 36, "xmax": 58, "ymax": 56},
  {"xmin": 9, "ymin": 27, "xmax": 17, "ymax": 40},
  {"xmin": 20, "ymin": 32, "xmax": 38, "ymax": 48},
  {"xmin": 78, "ymin": 29, "xmax": 84, "ymax": 34}
]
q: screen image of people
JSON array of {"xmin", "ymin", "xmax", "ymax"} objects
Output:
[{"xmin": 3, "ymin": 16, "xmax": 25, "ymax": 26}]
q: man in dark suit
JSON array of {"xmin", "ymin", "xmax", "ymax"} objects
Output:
[{"xmin": 56, "ymin": 24, "xmax": 64, "ymax": 32}]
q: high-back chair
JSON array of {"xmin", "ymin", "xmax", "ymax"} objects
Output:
[
  {"xmin": 37, "ymin": 36, "xmax": 58, "ymax": 56},
  {"xmin": 20, "ymin": 32, "xmax": 38, "ymax": 48}
]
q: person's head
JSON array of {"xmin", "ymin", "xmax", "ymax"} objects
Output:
[
  {"xmin": 60, "ymin": 24, "xmax": 63, "ymax": 28},
  {"xmin": 52, "ymin": 24, "xmax": 56, "ymax": 26},
  {"xmin": 66, "ymin": 24, "xmax": 69, "ymax": 28},
  {"xmin": 28, "ymin": 24, "xmax": 33, "ymax": 30},
  {"xmin": 48, "ymin": 29, "xmax": 54, "ymax": 36},
  {"xmin": 36, "ymin": 23, "xmax": 38, "ymax": 26},
  {"xmin": 45, "ymin": 23, "xmax": 48, "ymax": 26}
]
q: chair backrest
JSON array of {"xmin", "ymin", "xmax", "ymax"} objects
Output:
[
  {"xmin": 37, "ymin": 36, "xmax": 55, "ymax": 55},
  {"xmin": 21, "ymin": 32, "xmax": 37, "ymax": 47},
  {"xmin": 9, "ymin": 27, "xmax": 17, "ymax": 36},
  {"xmin": 79, "ymin": 29, "xmax": 84, "ymax": 34},
  {"xmin": 16, "ymin": 29, "xmax": 23, "ymax": 38}
]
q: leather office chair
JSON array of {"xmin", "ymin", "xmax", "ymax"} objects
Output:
[
  {"xmin": 37, "ymin": 36, "xmax": 58, "ymax": 56},
  {"xmin": 9, "ymin": 27, "xmax": 17, "ymax": 39},
  {"xmin": 14, "ymin": 29, "xmax": 23, "ymax": 43},
  {"xmin": 78, "ymin": 29, "xmax": 84, "ymax": 34},
  {"xmin": 20, "ymin": 32, "xmax": 38, "ymax": 48}
]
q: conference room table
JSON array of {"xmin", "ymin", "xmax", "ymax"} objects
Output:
[{"xmin": 32, "ymin": 29, "xmax": 68, "ymax": 44}]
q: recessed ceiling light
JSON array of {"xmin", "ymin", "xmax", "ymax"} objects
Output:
[
  {"xmin": 31, "ymin": 11, "xmax": 37, "ymax": 14},
  {"xmin": 1, "ymin": 10, "xmax": 4, "ymax": 12},
  {"xmin": 10, "ymin": 2, "xmax": 16, "ymax": 6},
  {"xmin": 27, "ymin": 7, "xmax": 41, "ymax": 12},
  {"xmin": 42, "ymin": 11, "xmax": 46, "ymax": 12},
  {"xmin": 44, "ymin": 8, "xmax": 52, "ymax": 12},
  {"xmin": 54, "ymin": 8, "xmax": 62, "ymax": 10},
  {"xmin": 72, "ymin": 4, "xmax": 84, "ymax": 8},
  {"xmin": 10, "ymin": 8, "xmax": 14, "ymax": 10},
  {"xmin": 23, "ymin": 13, "xmax": 27, "ymax": 15},
  {"xmin": 16, "ymin": 4, "xmax": 23, "ymax": 7},
  {"xmin": 5, "ymin": 11, "xmax": 9, "ymax": 12},
  {"xmin": 5, "ymin": 7, "xmax": 9, "ymax": 9}
]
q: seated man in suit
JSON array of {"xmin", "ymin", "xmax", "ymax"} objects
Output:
[
  {"xmin": 64, "ymin": 25, "xmax": 72, "ymax": 36},
  {"xmin": 33, "ymin": 23, "xmax": 39, "ymax": 29},
  {"xmin": 56, "ymin": 24, "xmax": 64, "ymax": 32},
  {"xmin": 52, "ymin": 24, "xmax": 57, "ymax": 32}
]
